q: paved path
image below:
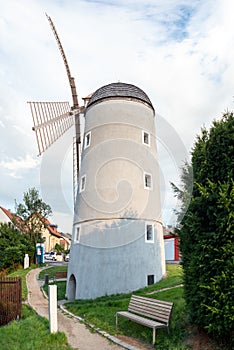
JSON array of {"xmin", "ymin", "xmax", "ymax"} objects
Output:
[{"xmin": 26, "ymin": 268, "xmax": 123, "ymax": 350}]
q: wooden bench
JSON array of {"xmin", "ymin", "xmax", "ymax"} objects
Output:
[{"xmin": 116, "ymin": 295, "xmax": 173, "ymax": 344}]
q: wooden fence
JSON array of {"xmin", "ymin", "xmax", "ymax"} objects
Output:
[{"xmin": 0, "ymin": 277, "xmax": 22, "ymax": 326}]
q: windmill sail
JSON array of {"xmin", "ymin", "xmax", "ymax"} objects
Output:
[
  {"xmin": 45, "ymin": 14, "xmax": 82, "ymax": 202},
  {"xmin": 29, "ymin": 101, "xmax": 74, "ymax": 156},
  {"xmin": 29, "ymin": 14, "xmax": 83, "ymax": 203},
  {"xmin": 46, "ymin": 13, "xmax": 79, "ymax": 110}
]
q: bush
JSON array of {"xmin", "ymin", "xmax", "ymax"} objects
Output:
[
  {"xmin": 177, "ymin": 113, "xmax": 234, "ymax": 348},
  {"xmin": 0, "ymin": 223, "xmax": 32, "ymax": 272}
]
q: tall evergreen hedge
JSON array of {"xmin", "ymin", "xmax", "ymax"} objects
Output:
[{"xmin": 178, "ymin": 112, "xmax": 234, "ymax": 347}]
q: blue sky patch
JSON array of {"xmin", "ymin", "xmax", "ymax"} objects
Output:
[{"xmin": 159, "ymin": 4, "xmax": 196, "ymax": 42}]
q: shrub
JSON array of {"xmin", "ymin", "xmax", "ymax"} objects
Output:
[{"xmin": 176, "ymin": 112, "xmax": 234, "ymax": 348}]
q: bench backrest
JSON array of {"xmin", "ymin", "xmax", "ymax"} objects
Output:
[{"xmin": 128, "ymin": 295, "xmax": 173, "ymax": 326}]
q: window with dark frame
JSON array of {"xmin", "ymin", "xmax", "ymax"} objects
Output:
[
  {"xmin": 147, "ymin": 274, "xmax": 155, "ymax": 285},
  {"xmin": 143, "ymin": 131, "xmax": 150, "ymax": 145},
  {"xmin": 75, "ymin": 226, "xmax": 80, "ymax": 242},
  {"xmin": 144, "ymin": 173, "xmax": 152, "ymax": 189},
  {"xmin": 146, "ymin": 224, "xmax": 154, "ymax": 241},
  {"xmin": 85, "ymin": 132, "xmax": 91, "ymax": 148},
  {"xmin": 80, "ymin": 175, "xmax": 86, "ymax": 192}
]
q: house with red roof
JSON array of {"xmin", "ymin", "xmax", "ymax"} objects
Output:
[
  {"xmin": 40, "ymin": 217, "xmax": 70, "ymax": 252},
  {"xmin": 0, "ymin": 206, "xmax": 24, "ymax": 229},
  {"xmin": 0, "ymin": 206, "xmax": 70, "ymax": 253}
]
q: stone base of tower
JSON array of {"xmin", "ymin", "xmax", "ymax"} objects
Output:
[{"xmin": 66, "ymin": 223, "xmax": 166, "ymax": 300}]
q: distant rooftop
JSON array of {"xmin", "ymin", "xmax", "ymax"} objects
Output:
[{"xmin": 86, "ymin": 82, "xmax": 154, "ymax": 111}]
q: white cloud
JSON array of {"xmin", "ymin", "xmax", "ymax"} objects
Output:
[{"xmin": 0, "ymin": 154, "xmax": 40, "ymax": 178}]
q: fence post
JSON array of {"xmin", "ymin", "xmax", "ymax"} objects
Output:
[{"xmin": 48, "ymin": 285, "xmax": 58, "ymax": 333}]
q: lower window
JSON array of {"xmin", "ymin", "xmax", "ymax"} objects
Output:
[
  {"xmin": 145, "ymin": 223, "xmax": 154, "ymax": 242},
  {"xmin": 147, "ymin": 275, "xmax": 155, "ymax": 285}
]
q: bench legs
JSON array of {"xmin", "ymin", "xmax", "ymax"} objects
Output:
[
  {"xmin": 153, "ymin": 328, "xmax": 156, "ymax": 345},
  {"xmin": 116, "ymin": 314, "xmax": 157, "ymax": 345}
]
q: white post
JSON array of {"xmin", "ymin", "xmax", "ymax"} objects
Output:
[
  {"xmin": 48, "ymin": 285, "xmax": 58, "ymax": 333},
  {"xmin": 24, "ymin": 254, "xmax": 29, "ymax": 269}
]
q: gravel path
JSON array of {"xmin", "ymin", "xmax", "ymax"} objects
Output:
[{"xmin": 26, "ymin": 268, "xmax": 123, "ymax": 350}]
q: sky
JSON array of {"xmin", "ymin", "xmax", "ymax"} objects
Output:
[{"xmin": 1, "ymin": 0, "xmax": 234, "ymax": 233}]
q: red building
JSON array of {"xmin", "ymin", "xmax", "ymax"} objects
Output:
[{"xmin": 163, "ymin": 227, "xmax": 180, "ymax": 262}]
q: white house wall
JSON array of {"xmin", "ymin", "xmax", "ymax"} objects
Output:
[
  {"xmin": 164, "ymin": 238, "xmax": 175, "ymax": 260},
  {"xmin": 0, "ymin": 210, "xmax": 11, "ymax": 224}
]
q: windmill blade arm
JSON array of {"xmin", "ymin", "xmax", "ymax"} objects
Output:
[
  {"xmin": 28, "ymin": 101, "xmax": 74, "ymax": 156},
  {"xmin": 46, "ymin": 13, "xmax": 79, "ymax": 109}
]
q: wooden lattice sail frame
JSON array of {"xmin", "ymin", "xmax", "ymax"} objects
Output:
[{"xmin": 29, "ymin": 101, "xmax": 74, "ymax": 155}]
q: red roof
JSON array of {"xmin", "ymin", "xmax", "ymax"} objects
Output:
[
  {"xmin": 0, "ymin": 206, "xmax": 24, "ymax": 228},
  {"xmin": 0, "ymin": 207, "xmax": 62, "ymax": 238},
  {"xmin": 42, "ymin": 217, "xmax": 62, "ymax": 238}
]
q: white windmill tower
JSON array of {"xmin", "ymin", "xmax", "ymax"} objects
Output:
[{"xmin": 30, "ymin": 16, "xmax": 166, "ymax": 301}]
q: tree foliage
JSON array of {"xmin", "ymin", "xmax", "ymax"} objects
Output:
[
  {"xmin": 15, "ymin": 188, "xmax": 51, "ymax": 219},
  {"xmin": 173, "ymin": 112, "xmax": 234, "ymax": 347},
  {"xmin": 15, "ymin": 188, "xmax": 52, "ymax": 260},
  {"xmin": 170, "ymin": 160, "xmax": 193, "ymax": 226}
]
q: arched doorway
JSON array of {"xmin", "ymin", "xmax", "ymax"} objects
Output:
[{"xmin": 67, "ymin": 274, "xmax": 76, "ymax": 301}]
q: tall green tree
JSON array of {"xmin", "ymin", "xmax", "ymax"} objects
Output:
[
  {"xmin": 172, "ymin": 112, "xmax": 234, "ymax": 347},
  {"xmin": 15, "ymin": 188, "xmax": 52, "ymax": 260}
]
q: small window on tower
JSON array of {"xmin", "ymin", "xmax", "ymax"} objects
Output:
[
  {"xmin": 74, "ymin": 226, "xmax": 80, "ymax": 242},
  {"xmin": 80, "ymin": 175, "xmax": 86, "ymax": 192},
  {"xmin": 147, "ymin": 275, "xmax": 155, "ymax": 285},
  {"xmin": 84, "ymin": 132, "xmax": 91, "ymax": 149},
  {"xmin": 144, "ymin": 173, "xmax": 152, "ymax": 189},
  {"xmin": 142, "ymin": 131, "xmax": 150, "ymax": 146},
  {"xmin": 145, "ymin": 223, "xmax": 154, "ymax": 242}
]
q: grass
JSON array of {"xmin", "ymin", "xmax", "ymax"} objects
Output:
[
  {"xmin": 64, "ymin": 264, "xmax": 190, "ymax": 349},
  {"xmin": 43, "ymin": 281, "xmax": 67, "ymax": 301},
  {"xmin": 137, "ymin": 264, "xmax": 183, "ymax": 293},
  {"xmin": 0, "ymin": 304, "xmax": 72, "ymax": 350},
  {"xmin": 1, "ymin": 265, "xmax": 73, "ymax": 350}
]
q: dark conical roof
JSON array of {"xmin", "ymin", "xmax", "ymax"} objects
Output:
[{"xmin": 86, "ymin": 82, "xmax": 154, "ymax": 110}]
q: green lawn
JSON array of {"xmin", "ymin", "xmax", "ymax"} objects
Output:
[
  {"xmin": 5, "ymin": 264, "xmax": 188, "ymax": 349},
  {"xmin": 0, "ymin": 304, "xmax": 72, "ymax": 350},
  {"xmin": 1, "ymin": 265, "xmax": 73, "ymax": 350},
  {"xmin": 64, "ymin": 264, "xmax": 190, "ymax": 350},
  {"xmin": 138, "ymin": 264, "xmax": 183, "ymax": 293}
]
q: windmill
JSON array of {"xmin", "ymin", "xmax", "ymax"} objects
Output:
[{"xmin": 30, "ymin": 15, "xmax": 166, "ymax": 300}]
